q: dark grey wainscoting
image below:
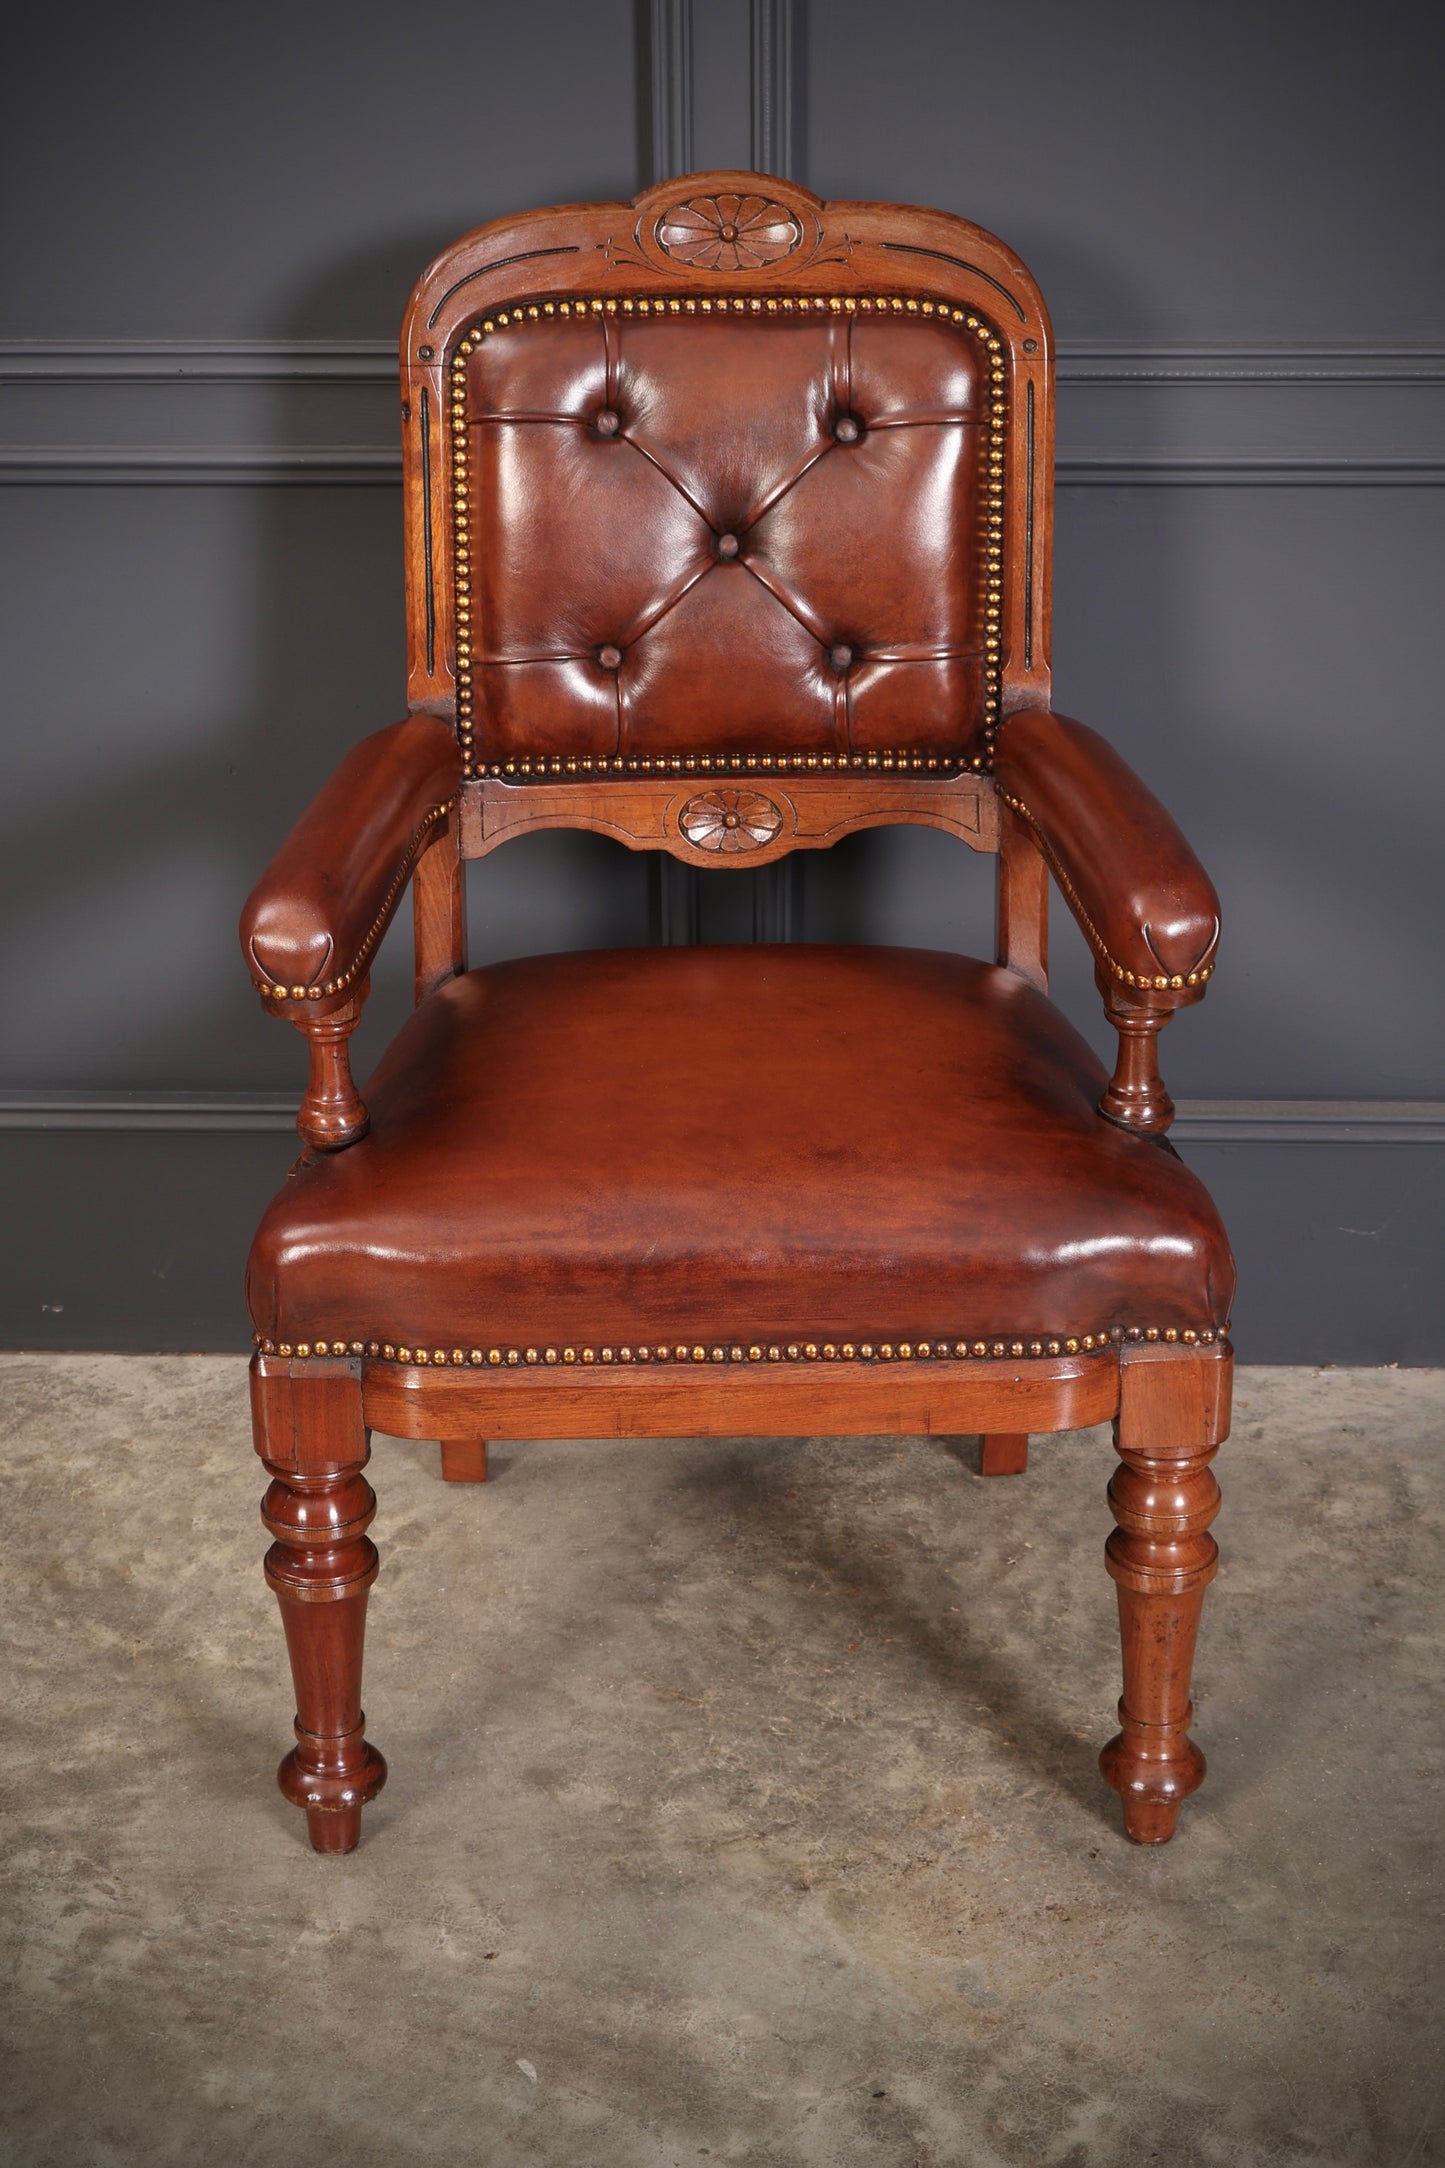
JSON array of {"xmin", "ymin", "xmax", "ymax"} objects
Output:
[{"xmin": 3, "ymin": 0, "xmax": 1441, "ymax": 1358}]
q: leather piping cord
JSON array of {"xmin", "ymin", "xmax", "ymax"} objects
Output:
[
  {"xmin": 447, "ymin": 291, "xmax": 1008, "ymax": 780},
  {"xmin": 254, "ymin": 1323, "xmax": 1229, "ymax": 1366},
  {"xmin": 250, "ymin": 795, "xmax": 458, "ymax": 1004},
  {"xmin": 995, "ymin": 785, "xmax": 1219, "ymax": 994}
]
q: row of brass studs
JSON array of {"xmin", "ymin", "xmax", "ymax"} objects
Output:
[
  {"xmin": 480, "ymin": 749, "xmax": 969, "ymax": 780},
  {"xmin": 447, "ymin": 295, "xmax": 1007, "ymax": 779},
  {"xmin": 250, "ymin": 795, "xmax": 456, "ymax": 1003},
  {"xmin": 997, "ymin": 785, "xmax": 1217, "ymax": 993},
  {"xmin": 255, "ymin": 1324, "xmax": 1227, "ymax": 1364}
]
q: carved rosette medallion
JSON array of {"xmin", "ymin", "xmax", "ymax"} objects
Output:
[
  {"xmin": 656, "ymin": 194, "xmax": 802, "ymax": 271},
  {"xmin": 678, "ymin": 789, "xmax": 784, "ymax": 853}
]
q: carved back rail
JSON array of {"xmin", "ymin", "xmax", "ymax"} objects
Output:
[
  {"xmin": 400, "ymin": 171, "xmax": 1054, "ymax": 742},
  {"xmin": 398, "ymin": 169, "xmax": 1056, "ymax": 988}
]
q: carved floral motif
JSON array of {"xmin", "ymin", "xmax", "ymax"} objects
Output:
[
  {"xmin": 678, "ymin": 789, "xmax": 784, "ymax": 852},
  {"xmin": 656, "ymin": 194, "xmax": 802, "ymax": 271}
]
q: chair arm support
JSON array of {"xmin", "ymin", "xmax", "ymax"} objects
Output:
[
  {"xmin": 993, "ymin": 710, "xmax": 1221, "ymax": 1137},
  {"xmin": 240, "ymin": 713, "xmax": 462, "ymax": 1151}
]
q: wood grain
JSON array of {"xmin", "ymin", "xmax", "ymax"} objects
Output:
[
  {"xmin": 412, "ymin": 813, "xmax": 467, "ymax": 1001},
  {"xmin": 459, "ymin": 770, "xmax": 998, "ymax": 866},
  {"xmin": 1100, "ymin": 1342, "xmax": 1231, "ymax": 1840},
  {"xmin": 362, "ymin": 1350, "xmax": 1119, "ymax": 1442},
  {"xmin": 995, "ymin": 797, "xmax": 1049, "ymax": 991},
  {"xmin": 439, "ymin": 1436, "xmax": 490, "ymax": 1483}
]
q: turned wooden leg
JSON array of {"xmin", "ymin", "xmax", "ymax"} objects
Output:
[
  {"xmin": 260, "ymin": 1447, "xmax": 387, "ymax": 1853},
  {"xmin": 980, "ymin": 1432, "xmax": 1029, "ymax": 1476},
  {"xmin": 440, "ymin": 1436, "xmax": 489, "ymax": 1483},
  {"xmin": 1100, "ymin": 1345, "xmax": 1229, "ymax": 1843},
  {"xmin": 250, "ymin": 1353, "xmax": 388, "ymax": 1852}
]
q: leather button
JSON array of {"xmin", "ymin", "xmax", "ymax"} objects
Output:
[
  {"xmin": 716, "ymin": 532, "xmax": 740, "ymax": 560},
  {"xmin": 834, "ymin": 414, "xmax": 862, "ymax": 444},
  {"xmin": 595, "ymin": 409, "xmax": 621, "ymax": 437},
  {"xmin": 829, "ymin": 644, "xmax": 854, "ymax": 671},
  {"xmin": 597, "ymin": 644, "xmax": 622, "ymax": 671}
]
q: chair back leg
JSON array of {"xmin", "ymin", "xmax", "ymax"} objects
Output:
[
  {"xmin": 440, "ymin": 1436, "xmax": 490, "ymax": 1483},
  {"xmin": 979, "ymin": 1431, "xmax": 1029, "ymax": 1476}
]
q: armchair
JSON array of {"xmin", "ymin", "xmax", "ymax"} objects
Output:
[{"xmin": 241, "ymin": 172, "xmax": 1235, "ymax": 1855}]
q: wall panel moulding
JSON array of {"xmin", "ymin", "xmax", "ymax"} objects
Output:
[
  {"xmin": 5, "ymin": 341, "xmax": 1441, "ymax": 385},
  {"xmin": 2, "ymin": 1094, "xmax": 1441, "ymax": 1145},
  {"xmin": 3, "ymin": 344, "xmax": 1439, "ymax": 487}
]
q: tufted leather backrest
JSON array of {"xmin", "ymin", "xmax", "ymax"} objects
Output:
[{"xmin": 453, "ymin": 297, "xmax": 1000, "ymax": 775}]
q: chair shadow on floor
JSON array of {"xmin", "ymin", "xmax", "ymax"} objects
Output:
[
  {"xmin": 371, "ymin": 1429, "xmax": 1121, "ymax": 1840},
  {"xmin": 671, "ymin": 1433, "xmax": 1119, "ymax": 1830}
]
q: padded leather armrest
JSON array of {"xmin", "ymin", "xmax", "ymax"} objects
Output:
[
  {"xmin": 241, "ymin": 714, "xmax": 462, "ymax": 1002},
  {"xmin": 993, "ymin": 710, "xmax": 1220, "ymax": 995}
]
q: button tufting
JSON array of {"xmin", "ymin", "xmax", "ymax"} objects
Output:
[{"xmin": 457, "ymin": 293, "xmax": 1001, "ymax": 774}]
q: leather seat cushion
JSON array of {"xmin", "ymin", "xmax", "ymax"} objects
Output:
[{"xmin": 247, "ymin": 945, "xmax": 1234, "ymax": 1356}]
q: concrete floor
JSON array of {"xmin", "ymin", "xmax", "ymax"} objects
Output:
[{"xmin": 1, "ymin": 1359, "xmax": 1441, "ymax": 2167}]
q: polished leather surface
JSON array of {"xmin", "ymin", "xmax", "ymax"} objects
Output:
[
  {"xmin": 241, "ymin": 714, "xmax": 461, "ymax": 993},
  {"xmin": 464, "ymin": 314, "xmax": 986, "ymax": 763},
  {"xmin": 994, "ymin": 711, "xmax": 1221, "ymax": 987},
  {"xmin": 248, "ymin": 946, "xmax": 1234, "ymax": 1349}
]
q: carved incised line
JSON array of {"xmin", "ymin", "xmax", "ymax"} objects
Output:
[
  {"xmin": 1024, "ymin": 379, "xmax": 1035, "ymax": 670},
  {"xmin": 424, "ymin": 245, "xmax": 582, "ymax": 330},
  {"xmin": 255, "ymin": 1324, "xmax": 1228, "ymax": 1366},
  {"xmin": 420, "ymin": 385, "xmax": 435, "ymax": 677},
  {"xmin": 879, "ymin": 241, "xmax": 1029, "ymax": 322},
  {"xmin": 678, "ymin": 788, "xmax": 783, "ymax": 851},
  {"xmin": 447, "ymin": 292, "xmax": 1007, "ymax": 780}
]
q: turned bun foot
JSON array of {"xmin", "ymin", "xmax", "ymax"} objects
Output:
[
  {"xmin": 1120, "ymin": 1794, "xmax": 1181, "ymax": 1845},
  {"xmin": 278, "ymin": 1730, "xmax": 388, "ymax": 1852},
  {"xmin": 1100, "ymin": 1727, "xmax": 1205, "ymax": 1844},
  {"xmin": 305, "ymin": 1802, "xmax": 364, "ymax": 1854}
]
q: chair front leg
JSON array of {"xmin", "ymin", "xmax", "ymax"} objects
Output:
[
  {"xmin": 261, "ymin": 1451, "xmax": 388, "ymax": 1852},
  {"xmin": 1100, "ymin": 1343, "xmax": 1229, "ymax": 1842},
  {"xmin": 251, "ymin": 1355, "xmax": 386, "ymax": 1852}
]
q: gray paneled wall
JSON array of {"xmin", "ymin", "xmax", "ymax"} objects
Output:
[{"xmin": 1, "ymin": 0, "xmax": 1441, "ymax": 1357}]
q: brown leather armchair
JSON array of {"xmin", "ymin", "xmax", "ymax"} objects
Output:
[{"xmin": 241, "ymin": 173, "xmax": 1234, "ymax": 1855}]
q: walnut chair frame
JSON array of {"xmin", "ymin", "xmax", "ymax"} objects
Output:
[{"xmin": 242, "ymin": 173, "xmax": 1233, "ymax": 1854}]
